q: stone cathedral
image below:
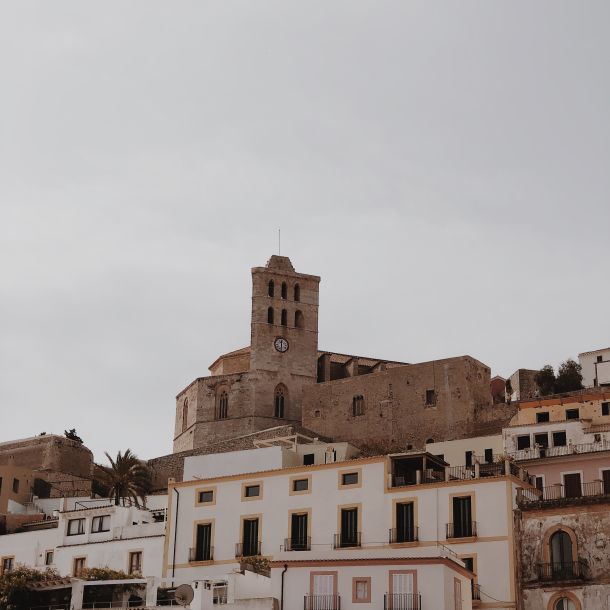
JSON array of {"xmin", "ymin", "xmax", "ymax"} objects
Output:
[{"xmin": 172, "ymin": 255, "xmax": 515, "ymax": 455}]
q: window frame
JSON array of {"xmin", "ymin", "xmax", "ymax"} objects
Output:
[
  {"xmin": 352, "ymin": 577, "xmax": 371, "ymax": 603},
  {"xmin": 91, "ymin": 515, "xmax": 111, "ymax": 533},
  {"xmin": 67, "ymin": 518, "xmax": 86, "ymax": 536},
  {"xmin": 72, "ymin": 556, "xmax": 86, "ymax": 577},
  {"xmin": 602, "ymin": 401, "xmax": 609, "ymax": 416},
  {"xmin": 536, "ymin": 412, "xmax": 550, "ymax": 423},
  {"xmin": 289, "ymin": 475, "xmax": 312, "ymax": 496},
  {"xmin": 565, "ymin": 408, "xmax": 579, "ymax": 420},
  {"xmin": 191, "ymin": 519, "xmax": 215, "ymax": 563},
  {"xmin": 45, "ymin": 550, "xmax": 54, "ymax": 566},
  {"xmin": 241, "ymin": 481, "xmax": 263, "ymax": 501},
  {"xmin": 338, "ymin": 469, "xmax": 362, "ymax": 489},
  {"xmin": 1, "ymin": 557, "xmax": 14, "ymax": 576},
  {"xmin": 195, "ymin": 487, "xmax": 216, "ymax": 506},
  {"xmin": 128, "ymin": 550, "xmax": 143, "ymax": 575}
]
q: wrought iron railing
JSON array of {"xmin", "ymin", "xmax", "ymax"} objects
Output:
[
  {"xmin": 446, "ymin": 521, "xmax": 477, "ymax": 539},
  {"xmin": 384, "ymin": 593, "xmax": 422, "ymax": 609},
  {"xmin": 472, "ymin": 583, "xmax": 481, "ymax": 600},
  {"xmin": 304, "ymin": 594, "xmax": 341, "ymax": 609},
  {"xmin": 537, "ymin": 560, "xmax": 586, "ymax": 581},
  {"xmin": 189, "ymin": 545, "xmax": 214, "ymax": 562},
  {"xmin": 517, "ymin": 481, "xmax": 610, "ymax": 507},
  {"xmin": 389, "ymin": 526, "xmax": 419, "ymax": 543},
  {"xmin": 284, "ymin": 536, "xmax": 311, "ymax": 551},
  {"xmin": 333, "ymin": 532, "xmax": 361, "ymax": 549},
  {"xmin": 235, "ymin": 541, "xmax": 262, "ymax": 557}
]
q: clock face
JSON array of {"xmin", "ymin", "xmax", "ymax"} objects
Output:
[{"xmin": 274, "ymin": 337, "xmax": 289, "ymax": 353}]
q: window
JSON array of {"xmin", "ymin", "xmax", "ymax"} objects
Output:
[
  {"xmin": 91, "ymin": 515, "xmax": 110, "ymax": 533},
  {"xmin": 45, "ymin": 550, "xmax": 54, "ymax": 566},
  {"xmin": 292, "ymin": 478, "xmax": 309, "ymax": 492},
  {"xmin": 394, "ymin": 501, "xmax": 416, "ymax": 543},
  {"xmin": 268, "ymin": 280, "xmax": 274, "ymax": 297},
  {"xmin": 267, "ymin": 307, "xmax": 274, "ymax": 324},
  {"xmin": 338, "ymin": 507, "xmax": 360, "ymax": 547},
  {"xmin": 597, "ymin": 355, "xmax": 603, "ymax": 363},
  {"xmin": 289, "ymin": 512, "xmax": 309, "ymax": 550},
  {"xmin": 67, "ymin": 518, "xmax": 85, "ymax": 536},
  {"xmin": 352, "ymin": 395, "xmax": 365, "ymax": 416},
  {"xmin": 274, "ymin": 385, "xmax": 286, "ymax": 418},
  {"xmin": 0, "ymin": 477, "xmax": 2, "ymax": 493},
  {"xmin": 425, "ymin": 389, "xmax": 436, "ymax": 406},
  {"xmin": 129, "ymin": 551, "xmax": 143, "ymax": 574},
  {"xmin": 303, "ymin": 453, "xmax": 315, "ymax": 465},
  {"xmin": 313, "ymin": 410, "xmax": 321, "ymax": 418},
  {"xmin": 1, "ymin": 558, "xmax": 13, "ymax": 575},
  {"xmin": 294, "ymin": 284, "xmax": 300, "ymax": 302},
  {"xmin": 565, "ymin": 408, "xmax": 579, "ymax": 420},
  {"xmin": 517, "ymin": 435, "xmax": 531, "ymax": 450},
  {"xmin": 465, "ymin": 451, "xmax": 473, "ymax": 467},
  {"xmin": 534, "ymin": 476, "xmax": 544, "ymax": 491},
  {"xmin": 563, "ymin": 472, "xmax": 582, "ymax": 498},
  {"xmin": 461, "ymin": 557, "xmax": 476, "ymax": 601},
  {"xmin": 281, "ymin": 309, "xmax": 287, "ymax": 326},
  {"xmin": 550, "ymin": 530, "xmax": 573, "ymax": 568},
  {"xmin": 602, "ymin": 402, "xmax": 609, "ymax": 416},
  {"xmin": 192, "ymin": 523, "xmax": 212, "ymax": 562},
  {"xmin": 217, "ymin": 390, "xmax": 228, "ymax": 420},
  {"xmin": 281, "ymin": 282, "xmax": 287, "ymax": 299},
  {"xmin": 295, "ymin": 310, "xmax": 304, "ymax": 329},
  {"xmin": 244, "ymin": 484, "xmax": 261, "ymax": 498},
  {"xmin": 426, "ymin": 438, "xmax": 434, "ymax": 444},
  {"xmin": 450, "ymin": 496, "xmax": 474, "ymax": 538},
  {"xmin": 198, "ymin": 490, "xmax": 214, "ymax": 504},
  {"xmin": 182, "ymin": 398, "xmax": 188, "ymax": 433},
  {"xmin": 602, "ymin": 469, "xmax": 610, "ymax": 495},
  {"xmin": 534, "ymin": 433, "xmax": 549, "ymax": 448},
  {"xmin": 12, "ymin": 478, "xmax": 19, "ymax": 494},
  {"xmin": 484, "ymin": 448, "xmax": 493, "ymax": 464},
  {"xmin": 240, "ymin": 518, "xmax": 260, "ymax": 557},
  {"xmin": 352, "ymin": 577, "xmax": 371, "ymax": 603},
  {"xmin": 536, "ymin": 412, "xmax": 550, "ymax": 423},
  {"xmin": 73, "ymin": 557, "xmax": 86, "ymax": 577},
  {"xmin": 341, "ymin": 472, "xmax": 359, "ymax": 486},
  {"xmin": 552, "ymin": 431, "xmax": 567, "ymax": 447}
]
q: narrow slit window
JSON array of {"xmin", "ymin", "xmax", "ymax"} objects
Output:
[
  {"xmin": 267, "ymin": 307, "xmax": 274, "ymax": 324},
  {"xmin": 294, "ymin": 284, "xmax": 300, "ymax": 302}
]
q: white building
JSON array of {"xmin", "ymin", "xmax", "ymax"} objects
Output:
[
  {"xmin": 425, "ymin": 435, "xmax": 503, "ymax": 467},
  {"xmin": 578, "ymin": 347, "xmax": 610, "ymax": 388},
  {"xmin": 164, "ymin": 440, "xmax": 534, "ymax": 610},
  {"xmin": 0, "ymin": 495, "xmax": 167, "ymax": 580}
]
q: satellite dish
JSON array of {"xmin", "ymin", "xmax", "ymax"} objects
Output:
[{"xmin": 175, "ymin": 584, "xmax": 194, "ymax": 607}]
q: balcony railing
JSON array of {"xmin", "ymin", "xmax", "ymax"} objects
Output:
[
  {"xmin": 472, "ymin": 584, "xmax": 481, "ymax": 600},
  {"xmin": 304, "ymin": 594, "xmax": 340, "ymax": 610},
  {"xmin": 511, "ymin": 440, "xmax": 610, "ymax": 461},
  {"xmin": 446, "ymin": 521, "xmax": 477, "ymax": 539},
  {"xmin": 284, "ymin": 536, "xmax": 311, "ymax": 551},
  {"xmin": 389, "ymin": 527, "xmax": 419, "ymax": 544},
  {"xmin": 235, "ymin": 541, "xmax": 262, "ymax": 557},
  {"xmin": 188, "ymin": 546, "xmax": 214, "ymax": 562},
  {"xmin": 517, "ymin": 481, "xmax": 610, "ymax": 508},
  {"xmin": 537, "ymin": 560, "xmax": 586, "ymax": 581},
  {"xmin": 384, "ymin": 593, "xmax": 422, "ymax": 609},
  {"xmin": 333, "ymin": 532, "xmax": 361, "ymax": 549}
]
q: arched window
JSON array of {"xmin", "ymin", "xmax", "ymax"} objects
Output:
[
  {"xmin": 426, "ymin": 438, "xmax": 435, "ymax": 444},
  {"xmin": 182, "ymin": 398, "xmax": 188, "ymax": 433},
  {"xmin": 352, "ymin": 395, "xmax": 365, "ymax": 416},
  {"xmin": 314, "ymin": 410, "xmax": 321, "ymax": 418},
  {"xmin": 295, "ymin": 310, "xmax": 304, "ymax": 329},
  {"xmin": 294, "ymin": 284, "xmax": 300, "ymax": 302},
  {"xmin": 550, "ymin": 530, "xmax": 573, "ymax": 577},
  {"xmin": 267, "ymin": 307, "xmax": 274, "ymax": 324},
  {"xmin": 553, "ymin": 599, "xmax": 576, "ymax": 610},
  {"xmin": 217, "ymin": 390, "xmax": 228, "ymax": 420},
  {"xmin": 274, "ymin": 385, "xmax": 286, "ymax": 418},
  {"xmin": 281, "ymin": 309, "xmax": 287, "ymax": 326},
  {"xmin": 268, "ymin": 280, "xmax": 274, "ymax": 297},
  {"xmin": 281, "ymin": 282, "xmax": 287, "ymax": 299}
]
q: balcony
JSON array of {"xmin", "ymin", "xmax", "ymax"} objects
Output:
[
  {"xmin": 284, "ymin": 536, "xmax": 311, "ymax": 551},
  {"xmin": 511, "ymin": 439, "xmax": 610, "ymax": 462},
  {"xmin": 389, "ymin": 453, "xmax": 527, "ymax": 489},
  {"xmin": 537, "ymin": 560, "xmax": 586, "ymax": 582},
  {"xmin": 517, "ymin": 481, "xmax": 610, "ymax": 509},
  {"xmin": 384, "ymin": 593, "xmax": 422, "ymax": 609},
  {"xmin": 235, "ymin": 541, "xmax": 262, "ymax": 557},
  {"xmin": 188, "ymin": 546, "xmax": 213, "ymax": 562},
  {"xmin": 446, "ymin": 521, "xmax": 477, "ymax": 539},
  {"xmin": 472, "ymin": 584, "xmax": 481, "ymax": 601},
  {"xmin": 304, "ymin": 594, "xmax": 341, "ymax": 609},
  {"xmin": 389, "ymin": 527, "xmax": 419, "ymax": 544},
  {"xmin": 333, "ymin": 532, "xmax": 361, "ymax": 549}
]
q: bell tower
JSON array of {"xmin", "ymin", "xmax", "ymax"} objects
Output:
[{"xmin": 250, "ymin": 255, "xmax": 320, "ymax": 378}]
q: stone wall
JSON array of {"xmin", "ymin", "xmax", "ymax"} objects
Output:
[
  {"xmin": 517, "ymin": 501, "xmax": 610, "ymax": 610},
  {"xmin": 301, "ymin": 356, "xmax": 498, "ymax": 450}
]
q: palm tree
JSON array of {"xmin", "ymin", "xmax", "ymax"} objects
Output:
[{"xmin": 99, "ymin": 449, "xmax": 153, "ymax": 507}]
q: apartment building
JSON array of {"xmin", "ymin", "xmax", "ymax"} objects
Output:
[
  {"xmin": 164, "ymin": 439, "xmax": 534, "ymax": 610},
  {"xmin": 578, "ymin": 347, "xmax": 610, "ymax": 388}
]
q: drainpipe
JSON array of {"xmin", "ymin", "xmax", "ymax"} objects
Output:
[
  {"xmin": 171, "ymin": 487, "xmax": 180, "ymax": 580},
  {"xmin": 280, "ymin": 563, "xmax": 288, "ymax": 610}
]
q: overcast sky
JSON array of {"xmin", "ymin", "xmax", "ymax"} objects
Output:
[{"xmin": 1, "ymin": 2, "xmax": 609, "ymax": 462}]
